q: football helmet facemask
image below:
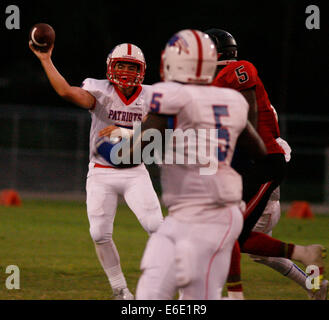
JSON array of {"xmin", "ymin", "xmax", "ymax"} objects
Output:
[
  {"xmin": 204, "ymin": 28, "xmax": 238, "ymax": 65},
  {"xmin": 162, "ymin": 29, "xmax": 217, "ymax": 84},
  {"xmin": 106, "ymin": 43, "xmax": 146, "ymax": 88}
]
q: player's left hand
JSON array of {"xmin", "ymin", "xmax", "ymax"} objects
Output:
[
  {"xmin": 29, "ymin": 40, "xmax": 54, "ymax": 61},
  {"xmin": 99, "ymin": 125, "xmax": 119, "ymax": 137}
]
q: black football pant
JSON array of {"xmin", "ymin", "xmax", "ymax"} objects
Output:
[{"xmin": 236, "ymin": 153, "xmax": 287, "ymax": 245}]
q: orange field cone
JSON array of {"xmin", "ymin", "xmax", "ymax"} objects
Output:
[
  {"xmin": 0, "ymin": 189, "xmax": 22, "ymax": 206},
  {"xmin": 286, "ymin": 201, "xmax": 314, "ymax": 219}
]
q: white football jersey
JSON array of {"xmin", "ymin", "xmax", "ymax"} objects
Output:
[
  {"xmin": 81, "ymin": 78, "xmax": 151, "ymax": 166},
  {"xmin": 147, "ymin": 81, "xmax": 249, "ymax": 222}
]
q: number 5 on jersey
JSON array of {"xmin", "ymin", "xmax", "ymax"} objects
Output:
[
  {"xmin": 213, "ymin": 105, "xmax": 229, "ymax": 162},
  {"xmin": 235, "ymin": 65, "xmax": 249, "ymax": 84},
  {"xmin": 150, "ymin": 93, "xmax": 163, "ymax": 113}
]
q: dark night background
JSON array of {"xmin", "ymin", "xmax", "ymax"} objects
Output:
[
  {"xmin": 0, "ymin": 0, "xmax": 328, "ymax": 115},
  {"xmin": 0, "ymin": 0, "xmax": 328, "ymax": 201}
]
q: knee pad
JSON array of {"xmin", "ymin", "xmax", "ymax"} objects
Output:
[
  {"xmin": 89, "ymin": 225, "xmax": 112, "ymax": 244},
  {"xmin": 253, "ymin": 200, "xmax": 281, "ymax": 234},
  {"xmin": 136, "ymin": 273, "xmax": 173, "ymax": 300},
  {"xmin": 270, "ymin": 187, "xmax": 280, "ymax": 201},
  {"xmin": 141, "ymin": 214, "xmax": 163, "ymax": 234},
  {"xmin": 263, "ymin": 200, "xmax": 280, "ymax": 216},
  {"xmin": 175, "ymin": 241, "xmax": 193, "ymax": 287}
]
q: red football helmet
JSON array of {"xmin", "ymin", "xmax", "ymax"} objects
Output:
[{"xmin": 106, "ymin": 43, "xmax": 146, "ymax": 88}]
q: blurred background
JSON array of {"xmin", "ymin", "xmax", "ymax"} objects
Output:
[{"xmin": 0, "ymin": 0, "xmax": 328, "ymax": 204}]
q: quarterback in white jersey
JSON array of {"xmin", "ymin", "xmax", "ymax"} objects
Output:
[
  {"xmin": 82, "ymin": 77, "xmax": 149, "ymax": 166},
  {"xmin": 29, "ymin": 40, "xmax": 163, "ymax": 300},
  {"xmin": 96, "ymin": 29, "xmax": 267, "ymax": 299}
]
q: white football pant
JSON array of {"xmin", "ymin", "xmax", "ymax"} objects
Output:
[
  {"xmin": 86, "ymin": 163, "xmax": 163, "ymax": 243},
  {"xmin": 136, "ymin": 205, "xmax": 243, "ymax": 300}
]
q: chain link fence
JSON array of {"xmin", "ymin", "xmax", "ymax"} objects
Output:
[{"xmin": 0, "ymin": 104, "xmax": 328, "ymax": 203}]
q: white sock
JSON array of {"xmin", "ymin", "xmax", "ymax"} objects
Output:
[
  {"xmin": 105, "ymin": 265, "xmax": 127, "ymax": 290},
  {"xmin": 94, "ymin": 241, "xmax": 127, "ymax": 290},
  {"xmin": 285, "ymin": 262, "xmax": 308, "ymax": 290},
  {"xmin": 256, "ymin": 257, "xmax": 307, "ymax": 290}
]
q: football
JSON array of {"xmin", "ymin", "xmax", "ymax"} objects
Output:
[{"xmin": 29, "ymin": 23, "xmax": 55, "ymax": 52}]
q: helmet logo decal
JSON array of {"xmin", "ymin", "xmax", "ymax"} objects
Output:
[
  {"xmin": 163, "ymin": 29, "xmax": 217, "ymax": 84},
  {"xmin": 168, "ymin": 34, "xmax": 190, "ymax": 54}
]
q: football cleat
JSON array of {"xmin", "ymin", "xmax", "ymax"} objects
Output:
[
  {"xmin": 308, "ymin": 279, "xmax": 328, "ymax": 300},
  {"xmin": 113, "ymin": 287, "xmax": 134, "ymax": 300}
]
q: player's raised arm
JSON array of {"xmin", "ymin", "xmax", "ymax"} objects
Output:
[
  {"xmin": 237, "ymin": 120, "xmax": 267, "ymax": 160},
  {"xmin": 29, "ymin": 41, "xmax": 95, "ymax": 109}
]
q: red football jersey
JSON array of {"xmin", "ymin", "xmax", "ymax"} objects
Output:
[{"xmin": 213, "ymin": 60, "xmax": 284, "ymax": 154}]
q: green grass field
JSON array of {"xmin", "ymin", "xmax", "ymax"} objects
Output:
[{"xmin": 0, "ymin": 199, "xmax": 328, "ymax": 300}]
